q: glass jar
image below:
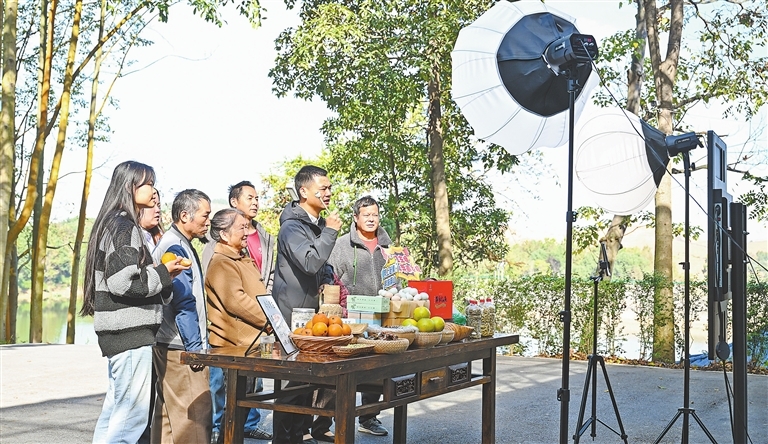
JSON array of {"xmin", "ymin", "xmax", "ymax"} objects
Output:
[
  {"xmin": 291, "ymin": 308, "xmax": 315, "ymax": 331},
  {"xmin": 465, "ymin": 299, "xmax": 482, "ymax": 339}
]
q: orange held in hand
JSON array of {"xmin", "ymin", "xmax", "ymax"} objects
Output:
[
  {"xmin": 161, "ymin": 252, "xmax": 177, "ymax": 264},
  {"xmin": 312, "ymin": 322, "xmax": 329, "ymax": 337}
]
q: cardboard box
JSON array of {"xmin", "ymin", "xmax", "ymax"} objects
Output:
[
  {"xmin": 347, "ymin": 310, "xmax": 382, "ymax": 326},
  {"xmin": 407, "ymin": 280, "xmax": 453, "ymax": 320},
  {"xmin": 347, "ymin": 295, "xmax": 390, "ymax": 313}
]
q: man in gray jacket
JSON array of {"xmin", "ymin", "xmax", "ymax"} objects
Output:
[
  {"xmin": 152, "ymin": 189, "xmax": 212, "ymax": 444},
  {"xmin": 323, "ymin": 195, "xmax": 391, "ymax": 437},
  {"xmin": 272, "ymin": 165, "xmax": 341, "ymax": 444}
]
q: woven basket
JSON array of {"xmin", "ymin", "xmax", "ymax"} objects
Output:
[
  {"xmin": 357, "ymin": 338, "xmax": 409, "ymax": 354},
  {"xmin": 290, "ymin": 334, "xmax": 353, "ymax": 354},
  {"xmin": 332, "ymin": 344, "xmax": 375, "ymax": 358},
  {"xmin": 347, "ymin": 323, "xmax": 368, "ymax": 335},
  {"xmin": 366, "ymin": 325, "xmax": 418, "ymax": 345},
  {"xmin": 445, "ymin": 323, "xmax": 474, "ymax": 341},
  {"xmin": 413, "ymin": 331, "xmax": 442, "ymax": 349},
  {"xmin": 438, "ymin": 329, "xmax": 455, "ymax": 344}
]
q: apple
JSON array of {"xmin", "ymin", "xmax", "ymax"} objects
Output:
[
  {"xmin": 413, "ymin": 306, "xmax": 431, "ymax": 321},
  {"xmin": 416, "ymin": 318, "xmax": 435, "ymax": 332},
  {"xmin": 430, "ymin": 316, "xmax": 445, "ymax": 332}
]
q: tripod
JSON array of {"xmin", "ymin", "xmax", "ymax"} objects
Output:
[
  {"xmin": 574, "ymin": 243, "xmax": 628, "ymax": 443},
  {"xmin": 653, "ymin": 146, "xmax": 716, "ymax": 444}
]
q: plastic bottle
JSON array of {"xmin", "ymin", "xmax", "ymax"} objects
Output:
[
  {"xmin": 481, "ymin": 297, "xmax": 496, "ymax": 337},
  {"xmin": 465, "ymin": 299, "xmax": 482, "ymax": 339}
]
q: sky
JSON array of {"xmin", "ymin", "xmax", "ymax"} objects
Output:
[{"xmin": 47, "ymin": 0, "xmax": 767, "ymax": 249}]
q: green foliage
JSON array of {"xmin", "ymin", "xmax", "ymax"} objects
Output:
[
  {"xmin": 15, "ymin": 218, "xmax": 93, "ymax": 291},
  {"xmin": 452, "ymin": 272, "xmax": 768, "ymax": 364},
  {"xmin": 740, "ymin": 172, "xmax": 767, "ymax": 222},
  {"xmin": 746, "ymin": 280, "xmax": 768, "ymax": 369},
  {"xmin": 269, "ymin": 0, "xmax": 516, "ymax": 276},
  {"xmin": 502, "ymin": 238, "xmax": 652, "ymax": 280}
]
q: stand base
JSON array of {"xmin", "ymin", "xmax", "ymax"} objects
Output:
[
  {"xmin": 573, "ymin": 354, "xmax": 628, "ymax": 443},
  {"xmin": 652, "ymin": 408, "xmax": 718, "ymax": 444}
]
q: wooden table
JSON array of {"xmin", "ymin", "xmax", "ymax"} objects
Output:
[{"xmin": 182, "ymin": 334, "xmax": 518, "ymax": 444}]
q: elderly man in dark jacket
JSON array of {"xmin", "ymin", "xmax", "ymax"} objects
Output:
[
  {"xmin": 272, "ymin": 165, "xmax": 341, "ymax": 444},
  {"xmin": 318, "ymin": 195, "xmax": 392, "ymax": 438}
]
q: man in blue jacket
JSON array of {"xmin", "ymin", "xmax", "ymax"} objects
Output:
[
  {"xmin": 152, "ymin": 189, "xmax": 212, "ymax": 444},
  {"xmin": 272, "ymin": 165, "xmax": 341, "ymax": 444}
]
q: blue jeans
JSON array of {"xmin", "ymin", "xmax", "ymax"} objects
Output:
[
  {"xmin": 93, "ymin": 345, "xmax": 153, "ymax": 444},
  {"xmin": 209, "ymin": 365, "xmax": 262, "ymax": 432}
]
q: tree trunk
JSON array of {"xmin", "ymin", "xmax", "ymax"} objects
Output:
[
  {"xmin": 645, "ymin": 0, "xmax": 683, "ymax": 364},
  {"xmin": 8, "ymin": 244, "xmax": 18, "ymax": 342},
  {"xmin": 427, "ymin": 65, "xmax": 452, "ymax": 277},
  {"xmin": 30, "ymin": 0, "xmax": 82, "ymax": 342},
  {"xmin": 1, "ymin": 0, "xmax": 18, "ymax": 344},
  {"xmin": 68, "ymin": 0, "xmax": 107, "ymax": 344}
]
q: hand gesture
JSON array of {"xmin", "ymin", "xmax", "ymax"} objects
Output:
[{"xmin": 325, "ymin": 210, "xmax": 342, "ymax": 231}]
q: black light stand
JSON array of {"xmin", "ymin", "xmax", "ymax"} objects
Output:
[
  {"xmin": 653, "ymin": 143, "xmax": 717, "ymax": 444},
  {"xmin": 558, "ymin": 68, "xmax": 580, "ymax": 444},
  {"xmin": 574, "ymin": 242, "xmax": 628, "ymax": 443}
]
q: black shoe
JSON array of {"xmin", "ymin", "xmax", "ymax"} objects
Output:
[
  {"xmin": 245, "ymin": 427, "xmax": 273, "ymax": 440},
  {"xmin": 311, "ymin": 431, "xmax": 335, "ymax": 443},
  {"xmin": 358, "ymin": 418, "xmax": 388, "ymax": 436}
]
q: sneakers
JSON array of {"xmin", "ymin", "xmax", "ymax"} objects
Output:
[
  {"xmin": 358, "ymin": 418, "xmax": 389, "ymax": 436},
  {"xmin": 245, "ymin": 427, "xmax": 273, "ymax": 440}
]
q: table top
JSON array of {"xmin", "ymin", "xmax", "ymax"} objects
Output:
[{"xmin": 182, "ymin": 334, "xmax": 519, "ymax": 378}]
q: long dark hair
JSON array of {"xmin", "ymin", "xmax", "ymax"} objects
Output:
[{"xmin": 81, "ymin": 161, "xmax": 156, "ymax": 316}]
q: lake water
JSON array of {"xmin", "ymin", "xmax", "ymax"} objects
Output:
[{"xmin": 14, "ymin": 300, "xmax": 98, "ymax": 345}]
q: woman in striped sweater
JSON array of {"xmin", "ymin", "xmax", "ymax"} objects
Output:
[{"xmin": 82, "ymin": 161, "xmax": 188, "ymax": 444}]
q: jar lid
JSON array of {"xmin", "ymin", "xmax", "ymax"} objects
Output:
[{"xmin": 293, "ymin": 308, "xmax": 315, "ymax": 313}]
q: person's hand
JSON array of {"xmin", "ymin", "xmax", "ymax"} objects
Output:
[
  {"xmin": 164, "ymin": 257, "xmax": 191, "ymax": 278},
  {"xmin": 325, "ymin": 210, "xmax": 342, "ymax": 231}
]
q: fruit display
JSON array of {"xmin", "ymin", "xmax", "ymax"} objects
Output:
[
  {"xmin": 292, "ymin": 313, "xmax": 352, "ymax": 337},
  {"xmin": 398, "ymin": 307, "xmax": 446, "ymax": 333}
]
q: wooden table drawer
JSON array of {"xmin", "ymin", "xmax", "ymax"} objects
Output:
[{"xmin": 421, "ymin": 367, "xmax": 448, "ymax": 395}]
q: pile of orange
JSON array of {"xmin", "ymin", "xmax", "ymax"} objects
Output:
[{"xmin": 293, "ymin": 313, "xmax": 351, "ymax": 337}]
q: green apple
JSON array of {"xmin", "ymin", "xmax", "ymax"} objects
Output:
[
  {"xmin": 416, "ymin": 318, "xmax": 435, "ymax": 332},
  {"xmin": 413, "ymin": 306, "xmax": 431, "ymax": 321}
]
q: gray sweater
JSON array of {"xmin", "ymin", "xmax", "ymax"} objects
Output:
[
  {"xmin": 92, "ymin": 213, "xmax": 172, "ymax": 358},
  {"xmin": 328, "ymin": 222, "xmax": 392, "ymax": 296}
]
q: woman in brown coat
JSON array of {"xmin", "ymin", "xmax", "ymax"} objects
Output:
[
  {"xmin": 205, "ymin": 208, "xmax": 272, "ymax": 442},
  {"xmin": 206, "ymin": 208, "xmax": 268, "ymax": 346}
]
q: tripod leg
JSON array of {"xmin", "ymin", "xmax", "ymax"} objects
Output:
[
  {"xmin": 596, "ymin": 357, "xmax": 628, "ymax": 443},
  {"xmin": 690, "ymin": 411, "xmax": 718, "ymax": 443},
  {"xmin": 653, "ymin": 409, "xmax": 684, "ymax": 444},
  {"xmin": 573, "ymin": 356, "xmax": 595, "ymax": 443}
]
